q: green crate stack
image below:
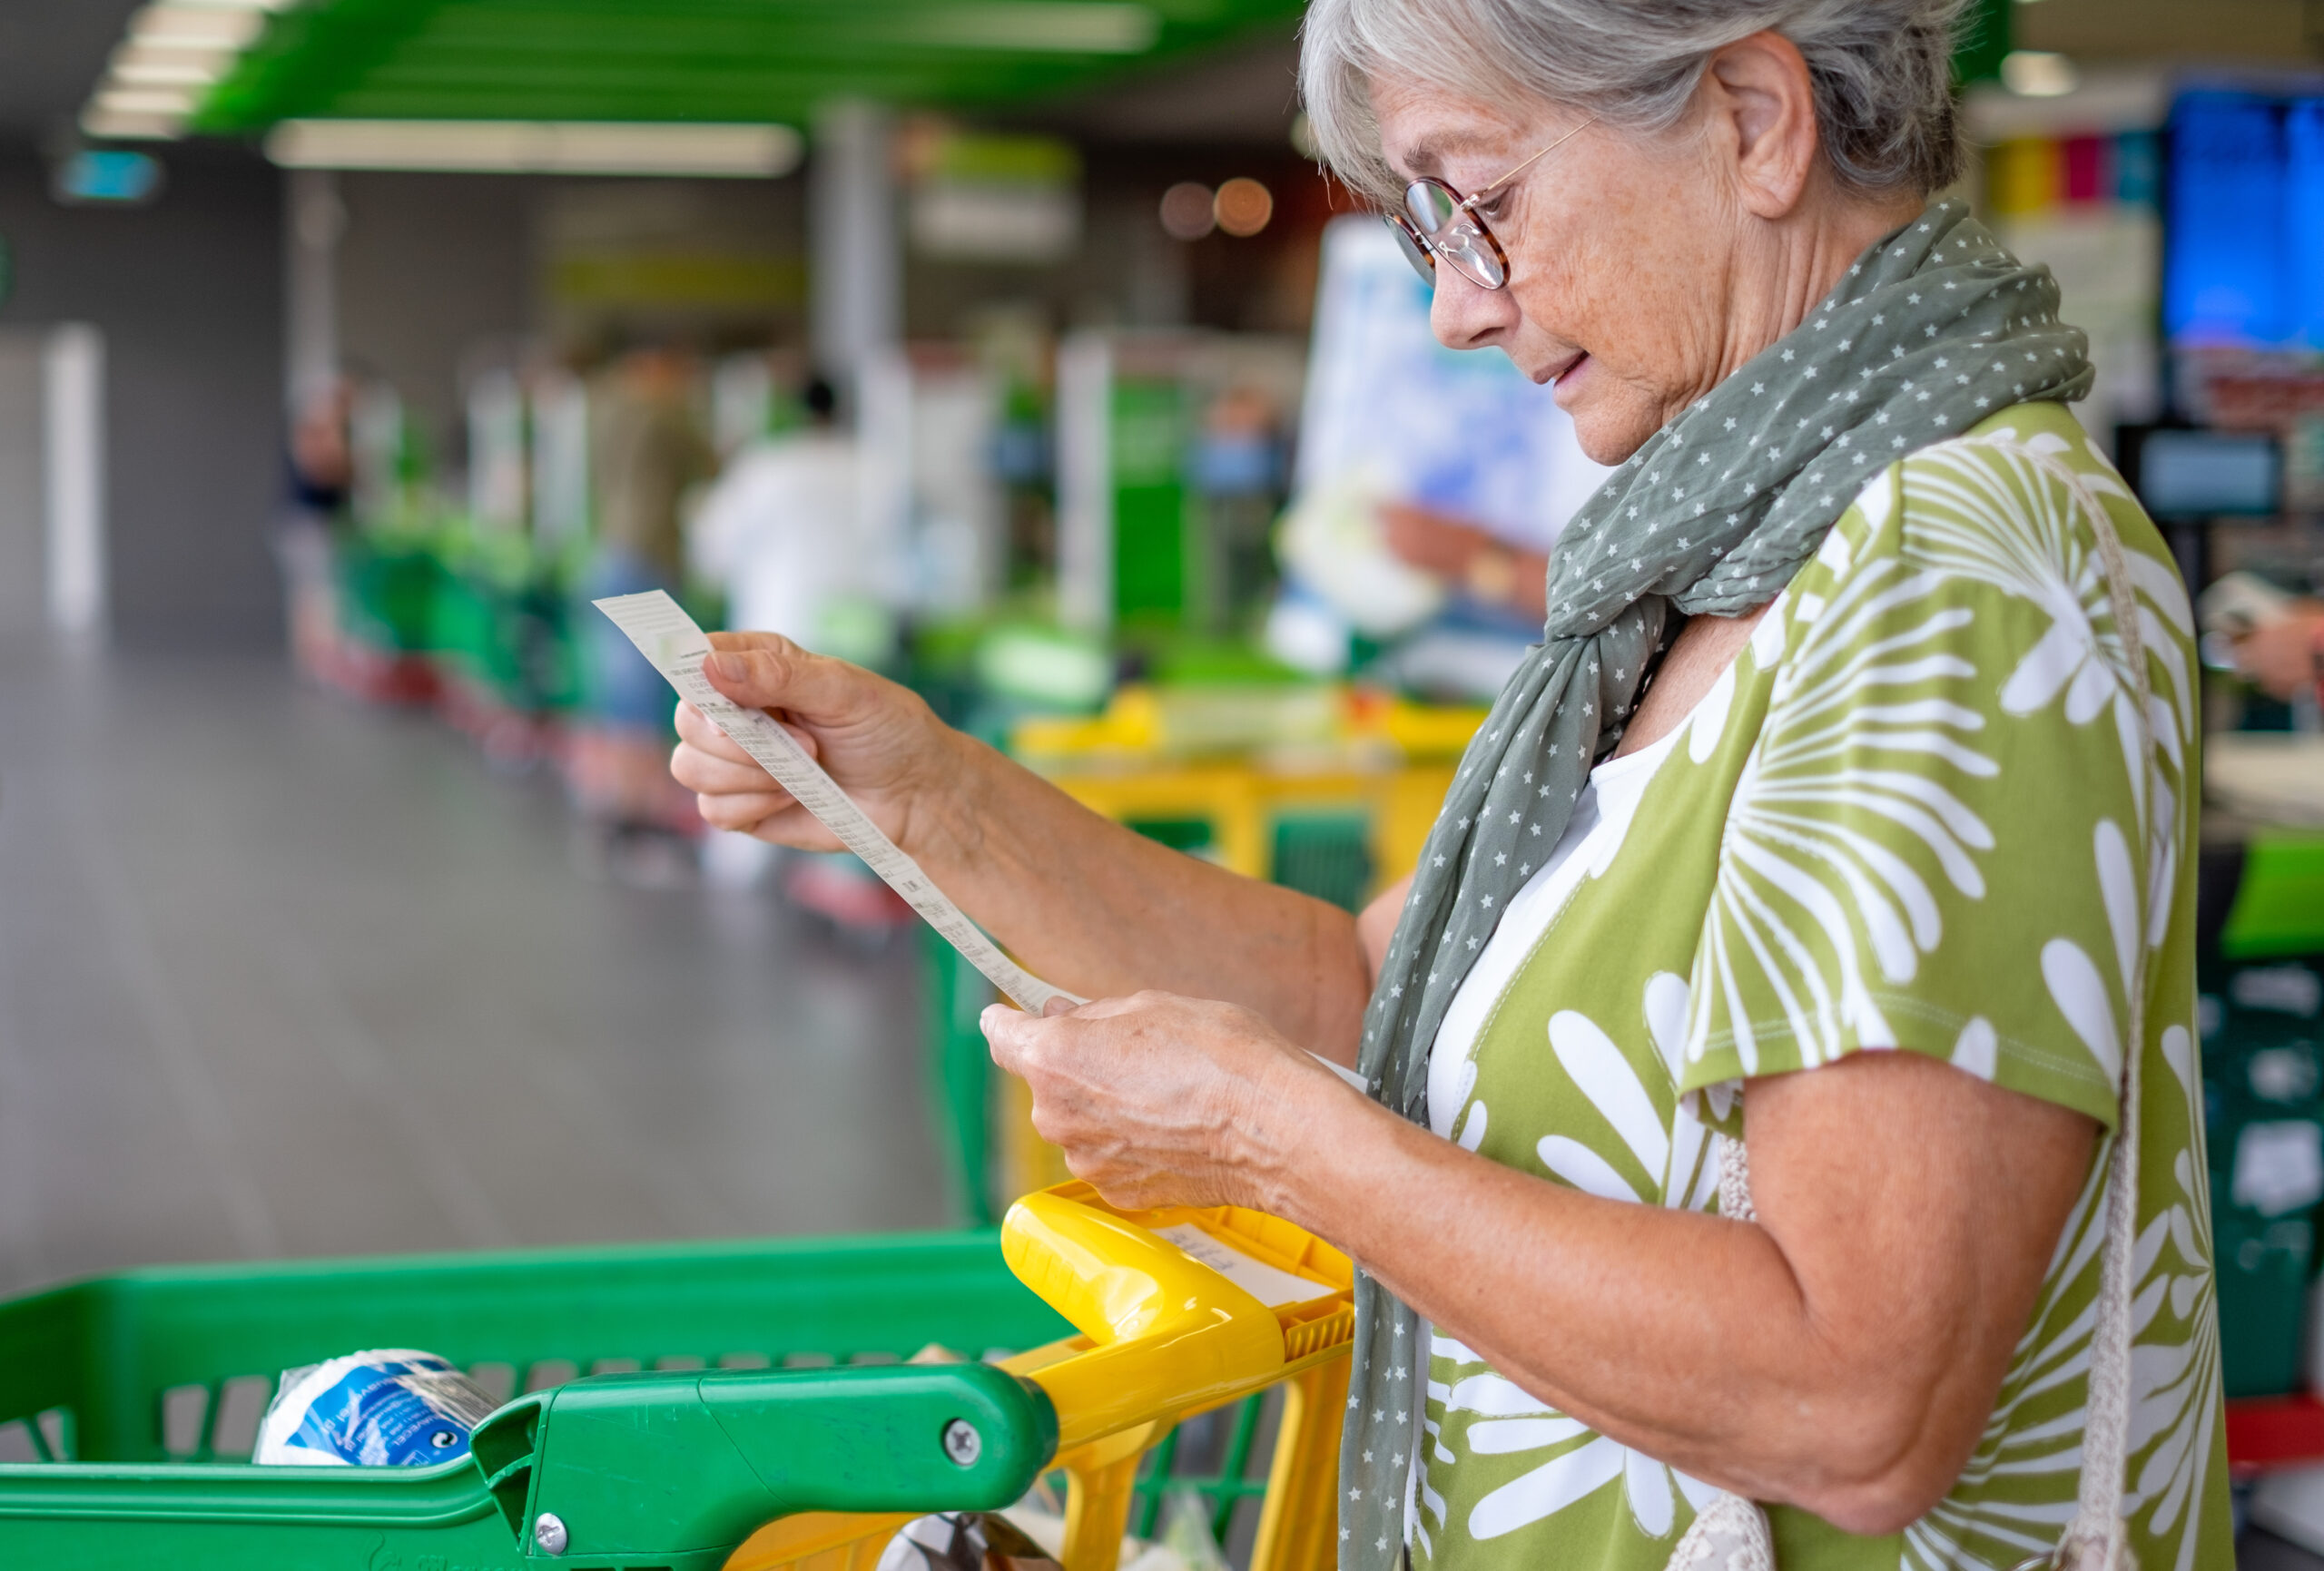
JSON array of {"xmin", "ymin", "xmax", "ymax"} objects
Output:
[
  {"xmin": 334, "ymin": 528, "xmax": 443, "ymax": 656},
  {"xmin": 2202, "ymin": 959, "xmax": 2324, "ymax": 1399},
  {"xmin": 434, "ymin": 532, "xmax": 584, "ymax": 716}
]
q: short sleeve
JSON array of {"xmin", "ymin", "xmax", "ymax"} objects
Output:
[{"xmin": 1678, "ymin": 421, "xmax": 2194, "ymax": 1134}]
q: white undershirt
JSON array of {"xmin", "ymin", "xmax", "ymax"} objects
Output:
[
  {"xmin": 1403, "ymin": 719, "xmax": 1690, "ymax": 1545},
  {"xmin": 1423, "ymin": 722, "xmax": 1689, "ymax": 1142}
]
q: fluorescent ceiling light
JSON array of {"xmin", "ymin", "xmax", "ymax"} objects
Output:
[
  {"xmin": 2001, "ymin": 50, "xmax": 2080, "ymax": 98},
  {"xmin": 114, "ymin": 36, "xmax": 242, "ymax": 69},
  {"xmin": 110, "ymin": 58, "xmax": 224, "ymax": 86},
  {"xmin": 264, "ymin": 120, "xmax": 806, "ymax": 178},
  {"xmin": 96, "ymin": 85, "xmax": 202, "ymax": 114},
  {"xmin": 81, "ymin": 107, "xmax": 185, "ymax": 141},
  {"xmin": 129, "ymin": 5, "xmax": 265, "ymax": 48},
  {"xmin": 905, "ymin": 4, "xmax": 1160, "ymax": 53}
]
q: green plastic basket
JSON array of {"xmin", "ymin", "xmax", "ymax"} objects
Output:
[
  {"xmin": 426, "ymin": 534, "xmax": 582, "ymax": 717},
  {"xmin": 0, "ymin": 1231, "xmax": 1072, "ymax": 1569},
  {"xmin": 2222, "ymin": 834, "xmax": 2324, "ymax": 960},
  {"xmin": 2202, "ymin": 963, "xmax": 2324, "ymax": 1399},
  {"xmin": 1267, "ymin": 812, "xmax": 1374, "ymax": 916},
  {"xmin": 335, "ymin": 530, "xmax": 445, "ymax": 656}
]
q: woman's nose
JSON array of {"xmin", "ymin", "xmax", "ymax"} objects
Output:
[{"xmin": 1428, "ymin": 263, "xmax": 1521, "ymax": 351}]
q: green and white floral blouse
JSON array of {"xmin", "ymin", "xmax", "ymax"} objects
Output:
[{"xmin": 1413, "ymin": 404, "xmax": 2231, "ymax": 1571}]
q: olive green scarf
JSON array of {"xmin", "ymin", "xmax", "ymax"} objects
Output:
[{"xmin": 1339, "ymin": 199, "xmax": 2093, "ymax": 1562}]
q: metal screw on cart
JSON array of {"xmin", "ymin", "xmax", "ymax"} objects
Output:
[
  {"xmin": 941, "ymin": 1419, "xmax": 982, "ymax": 1467},
  {"xmin": 535, "ymin": 1512, "xmax": 569, "ymax": 1555}
]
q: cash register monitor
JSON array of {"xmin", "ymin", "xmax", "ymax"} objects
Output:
[{"xmin": 2131, "ymin": 428, "xmax": 2281, "ymax": 519}]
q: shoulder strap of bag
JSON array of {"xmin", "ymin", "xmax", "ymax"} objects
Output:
[
  {"xmin": 1669, "ymin": 457, "xmax": 2160, "ymax": 1571},
  {"xmin": 2053, "ymin": 463, "xmax": 2157, "ymax": 1571}
]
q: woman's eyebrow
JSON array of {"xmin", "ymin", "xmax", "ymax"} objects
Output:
[{"xmin": 1402, "ymin": 129, "xmax": 1498, "ymax": 179}]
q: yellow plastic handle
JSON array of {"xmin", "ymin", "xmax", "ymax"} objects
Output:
[
  {"xmin": 1000, "ymin": 1183, "xmax": 1354, "ymax": 1451},
  {"xmin": 724, "ymin": 1184, "xmax": 1355, "ymax": 1571}
]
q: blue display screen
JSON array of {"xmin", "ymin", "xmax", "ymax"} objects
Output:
[
  {"xmin": 57, "ymin": 150, "xmax": 162, "ymax": 205},
  {"xmin": 2165, "ymin": 92, "xmax": 2324, "ymax": 347},
  {"xmin": 2138, "ymin": 430, "xmax": 2280, "ymax": 516}
]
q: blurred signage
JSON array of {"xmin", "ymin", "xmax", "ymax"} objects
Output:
[
  {"xmin": 537, "ymin": 182, "xmax": 805, "ymax": 345},
  {"xmin": 2136, "ymin": 429, "xmax": 2281, "ymax": 517},
  {"xmin": 2166, "ymin": 92, "xmax": 2324, "ymax": 348},
  {"xmin": 52, "ymin": 148, "xmax": 164, "ymax": 206},
  {"xmin": 902, "ymin": 127, "xmax": 1081, "ymax": 265}
]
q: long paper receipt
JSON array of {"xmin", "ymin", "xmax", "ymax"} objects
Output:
[
  {"xmin": 1150, "ymin": 1223, "xmax": 1332, "ymax": 1307},
  {"xmin": 595, "ymin": 591, "xmax": 1083, "ymax": 1014}
]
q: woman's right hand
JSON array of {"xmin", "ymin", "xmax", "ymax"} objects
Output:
[{"xmin": 669, "ymin": 631, "xmax": 955, "ymax": 851}]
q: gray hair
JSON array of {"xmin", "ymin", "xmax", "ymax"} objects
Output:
[{"xmin": 1300, "ymin": 0, "xmax": 1969, "ymax": 209}]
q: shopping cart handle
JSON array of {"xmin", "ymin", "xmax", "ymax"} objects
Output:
[
  {"xmin": 1000, "ymin": 1183, "xmax": 1352, "ymax": 1451},
  {"xmin": 468, "ymin": 1360, "xmax": 1057, "ymax": 1566}
]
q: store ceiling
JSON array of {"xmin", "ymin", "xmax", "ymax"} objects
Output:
[
  {"xmin": 51, "ymin": 0, "xmax": 2324, "ymax": 157},
  {"xmin": 1030, "ymin": 29, "xmax": 1300, "ymax": 143},
  {"xmin": 187, "ymin": 0, "xmax": 1307, "ymax": 134},
  {"xmin": 0, "ymin": 0, "xmax": 143, "ymax": 138}
]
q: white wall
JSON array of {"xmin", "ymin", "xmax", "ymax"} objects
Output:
[
  {"xmin": 0, "ymin": 323, "xmax": 106, "ymax": 638},
  {"xmin": 44, "ymin": 323, "xmax": 104, "ymax": 635}
]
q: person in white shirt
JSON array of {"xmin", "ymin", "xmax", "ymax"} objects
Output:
[{"xmin": 688, "ymin": 378, "xmax": 869, "ymax": 654}]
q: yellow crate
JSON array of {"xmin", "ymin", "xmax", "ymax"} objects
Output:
[
  {"xmin": 994, "ymin": 686, "xmax": 1481, "ymax": 1203},
  {"xmin": 726, "ymin": 1182, "xmax": 1354, "ymax": 1571},
  {"xmin": 1013, "ymin": 685, "xmax": 1478, "ymax": 907}
]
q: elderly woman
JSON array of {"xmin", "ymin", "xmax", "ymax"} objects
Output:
[{"xmin": 673, "ymin": 2, "xmax": 2229, "ymax": 1566}]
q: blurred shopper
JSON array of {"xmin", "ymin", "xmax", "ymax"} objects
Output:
[
  {"xmin": 1188, "ymin": 381, "xmax": 1292, "ymax": 630},
  {"xmin": 1378, "ymin": 498, "xmax": 1546, "ymax": 619},
  {"xmin": 2231, "ymin": 595, "xmax": 2324, "ymax": 709},
  {"xmin": 686, "ymin": 376, "xmax": 892, "ymax": 899},
  {"xmin": 586, "ymin": 343, "xmax": 718, "ymax": 618},
  {"xmin": 688, "ymin": 378, "xmax": 872, "ymax": 655},
  {"xmin": 276, "ymin": 377, "xmax": 356, "ymax": 683},
  {"xmin": 288, "ymin": 378, "xmax": 356, "ymax": 519},
  {"xmin": 568, "ymin": 345, "xmax": 719, "ymax": 858},
  {"xmin": 677, "ymin": 3, "xmax": 2228, "ymax": 1566}
]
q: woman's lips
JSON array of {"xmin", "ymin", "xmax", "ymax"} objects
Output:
[{"xmin": 1549, "ymin": 352, "xmax": 1590, "ymax": 406}]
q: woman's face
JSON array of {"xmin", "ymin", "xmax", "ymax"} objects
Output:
[{"xmin": 1371, "ymin": 81, "xmax": 1749, "ymax": 466}]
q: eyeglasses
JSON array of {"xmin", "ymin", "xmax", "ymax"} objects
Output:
[{"xmin": 1383, "ymin": 119, "xmax": 1595, "ymax": 291}]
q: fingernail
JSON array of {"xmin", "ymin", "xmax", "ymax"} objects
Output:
[{"xmin": 708, "ymin": 653, "xmax": 745, "ymax": 683}]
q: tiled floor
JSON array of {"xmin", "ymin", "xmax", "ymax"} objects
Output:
[{"xmin": 0, "ymin": 638, "xmax": 951, "ymax": 1300}]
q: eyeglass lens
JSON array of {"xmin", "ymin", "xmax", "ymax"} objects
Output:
[
  {"xmin": 1394, "ymin": 180, "xmax": 1507, "ymax": 290},
  {"xmin": 1384, "ymin": 215, "xmax": 1435, "ymax": 283}
]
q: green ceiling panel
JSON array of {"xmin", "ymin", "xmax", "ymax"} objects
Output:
[{"xmin": 190, "ymin": 0, "xmax": 1306, "ymax": 133}]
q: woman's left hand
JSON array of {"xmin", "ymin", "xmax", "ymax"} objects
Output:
[{"xmin": 980, "ymin": 991, "xmax": 1342, "ymax": 1213}]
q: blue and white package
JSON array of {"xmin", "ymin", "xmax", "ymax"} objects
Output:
[{"xmin": 252, "ymin": 1349, "xmax": 500, "ymax": 1467}]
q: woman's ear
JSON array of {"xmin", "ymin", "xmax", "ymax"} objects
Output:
[{"xmin": 1701, "ymin": 30, "xmax": 1822, "ymax": 221}]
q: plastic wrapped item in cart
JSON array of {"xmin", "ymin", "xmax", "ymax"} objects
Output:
[
  {"xmin": 251, "ymin": 1349, "xmax": 500, "ymax": 1467},
  {"xmin": 874, "ymin": 1511, "xmax": 1059, "ymax": 1571}
]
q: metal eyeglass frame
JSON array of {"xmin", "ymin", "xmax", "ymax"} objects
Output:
[{"xmin": 1382, "ymin": 118, "xmax": 1596, "ymax": 291}]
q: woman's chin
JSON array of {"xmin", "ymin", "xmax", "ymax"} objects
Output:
[
  {"xmin": 1558, "ymin": 375, "xmax": 1665, "ymax": 466},
  {"xmin": 1567, "ymin": 407, "xmax": 1653, "ymax": 467}
]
